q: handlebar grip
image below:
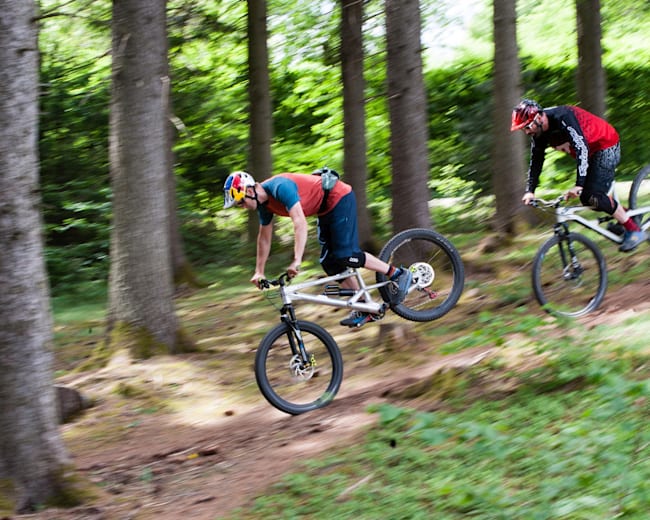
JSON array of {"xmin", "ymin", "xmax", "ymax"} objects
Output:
[{"xmin": 259, "ymin": 278, "xmax": 282, "ymax": 289}]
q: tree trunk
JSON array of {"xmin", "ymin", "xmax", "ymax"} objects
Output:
[
  {"xmin": 247, "ymin": 0, "xmax": 273, "ymax": 241},
  {"xmin": 0, "ymin": 0, "xmax": 73, "ymax": 511},
  {"xmin": 167, "ymin": 129, "xmax": 193, "ymax": 287},
  {"xmin": 492, "ymin": 0, "xmax": 526, "ymax": 234},
  {"xmin": 385, "ymin": 0, "xmax": 432, "ymax": 233},
  {"xmin": 163, "ymin": 77, "xmax": 201, "ymax": 289},
  {"xmin": 576, "ymin": 0, "xmax": 606, "ymax": 116},
  {"xmin": 341, "ymin": 0, "xmax": 375, "ymax": 251},
  {"xmin": 108, "ymin": 0, "xmax": 184, "ymax": 356}
]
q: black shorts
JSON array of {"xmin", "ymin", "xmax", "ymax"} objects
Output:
[{"xmin": 317, "ymin": 192, "xmax": 361, "ymax": 275}]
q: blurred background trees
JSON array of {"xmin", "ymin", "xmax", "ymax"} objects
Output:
[{"xmin": 34, "ymin": 0, "xmax": 650, "ymax": 295}]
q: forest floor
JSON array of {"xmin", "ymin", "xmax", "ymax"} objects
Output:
[{"xmin": 16, "ymin": 243, "xmax": 650, "ymax": 520}]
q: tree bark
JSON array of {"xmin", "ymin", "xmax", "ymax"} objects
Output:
[
  {"xmin": 341, "ymin": 0, "xmax": 375, "ymax": 251},
  {"xmin": 108, "ymin": 0, "xmax": 183, "ymax": 356},
  {"xmin": 385, "ymin": 0, "xmax": 432, "ymax": 233},
  {"xmin": 576, "ymin": 0, "xmax": 606, "ymax": 116},
  {"xmin": 492, "ymin": 0, "xmax": 526, "ymax": 234},
  {"xmin": 247, "ymin": 0, "xmax": 273, "ymax": 240},
  {"xmin": 0, "ymin": 0, "xmax": 72, "ymax": 511},
  {"xmin": 162, "ymin": 76, "xmax": 199, "ymax": 288}
]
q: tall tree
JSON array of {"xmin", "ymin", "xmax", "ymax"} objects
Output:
[
  {"xmin": 163, "ymin": 76, "xmax": 196, "ymax": 287},
  {"xmin": 576, "ymin": 0, "xmax": 606, "ymax": 116},
  {"xmin": 341, "ymin": 0, "xmax": 375, "ymax": 250},
  {"xmin": 0, "ymin": 0, "xmax": 73, "ymax": 511},
  {"xmin": 247, "ymin": 0, "xmax": 273, "ymax": 239},
  {"xmin": 385, "ymin": 0, "xmax": 431, "ymax": 232},
  {"xmin": 108, "ymin": 0, "xmax": 184, "ymax": 356},
  {"xmin": 492, "ymin": 0, "xmax": 525, "ymax": 234}
]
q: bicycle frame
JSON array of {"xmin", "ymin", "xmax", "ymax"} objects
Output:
[
  {"xmin": 550, "ymin": 204, "xmax": 623, "ymax": 243},
  {"xmin": 541, "ymin": 201, "xmax": 650, "ymax": 242},
  {"xmin": 269, "ymin": 269, "xmax": 390, "ymax": 368},
  {"xmin": 279, "ymin": 268, "xmax": 390, "ymax": 315}
]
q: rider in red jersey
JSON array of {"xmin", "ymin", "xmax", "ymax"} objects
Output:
[{"xmin": 511, "ymin": 99, "xmax": 647, "ymax": 252}]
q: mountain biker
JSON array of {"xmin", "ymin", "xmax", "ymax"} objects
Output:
[
  {"xmin": 511, "ymin": 99, "xmax": 647, "ymax": 252},
  {"xmin": 223, "ymin": 170, "xmax": 412, "ymax": 327}
]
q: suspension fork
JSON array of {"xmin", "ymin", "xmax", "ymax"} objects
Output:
[
  {"xmin": 553, "ymin": 222, "xmax": 583, "ymax": 277},
  {"xmin": 280, "ymin": 304, "xmax": 311, "ymax": 363}
]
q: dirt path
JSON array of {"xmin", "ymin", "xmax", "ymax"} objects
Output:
[{"xmin": 22, "ymin": 277, "xmax": 650, "ymax": 520}]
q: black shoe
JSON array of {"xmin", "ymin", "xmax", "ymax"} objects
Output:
[
  {"xmin": 619, "ymin": 230, "xmax": 647, "ymax": 252},
  {"xmin": 389, "ymin": 267, "xmax": 413, "ymax": 305},
  {"xmin": 340, "ymin": 311, "xmax": 378, "ymax": 328}
]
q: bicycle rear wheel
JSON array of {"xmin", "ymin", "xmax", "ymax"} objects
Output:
[
  {"xmin": 377, "ymin": 228, "xmax": 464, "ymax": 322},
  {"xmin": 254, "ymin": 320, "xmax": 343, "ymax": 415},
  {"xmin": 532, "ymin": 232, "xmax": 607, "ymax": 317},
  {"xmin": 628, "ymin": 164, "xmax": 650, "ymax": 230}
]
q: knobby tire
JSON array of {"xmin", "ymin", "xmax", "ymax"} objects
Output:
[
  {"xmin": 628, "ymin": 164, "xmax": 650, "ymax": 229},
  {"xmin": 376, "ymin": 228, "xmax": 464, "ymax": 322},
  {"xmin": 532, "ymin": 232, "xmax": 607, "ymax": 317},
  {"xmin": 255, "ymin": 320, "xmax": 343, "ymax": 415}
]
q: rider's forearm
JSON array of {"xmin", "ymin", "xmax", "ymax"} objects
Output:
[
  {"xmin": 292, "ymin": 218, "xmax": 308, "ymax": 265},
  {"xmin": 256, "ymin": 226, "xmax": 272, "ymax": 273}
]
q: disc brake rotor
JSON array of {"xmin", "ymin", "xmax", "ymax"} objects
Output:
[{"xmin": 289, "ymin": 354, "xmax": 315, "ymax": 380}]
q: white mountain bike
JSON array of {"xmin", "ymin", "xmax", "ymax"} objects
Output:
[
  {"xmin": 255, "ymin": 228, "xmax": 465, "ymax": 415},
  {"xmin": 530, "ymin": 164, "xmax": 650, "ymax": 317}
]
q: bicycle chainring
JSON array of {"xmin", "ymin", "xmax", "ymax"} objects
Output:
[{"xmin": 410, "ymin": 262, "xmax": 435, "ymax": 289}]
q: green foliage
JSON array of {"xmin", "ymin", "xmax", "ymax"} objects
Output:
[{"xmin": 37, "ymin": 0, "xmax": 650, "ymax": 293}]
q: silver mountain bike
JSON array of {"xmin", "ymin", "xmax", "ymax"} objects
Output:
[
  {"xmin": 254, "ymin": 227, "xmax": 465, "ymax": 415},
  {"xmin": 530, "ymin": 164, "xmax": 650, "ymax": 317}
]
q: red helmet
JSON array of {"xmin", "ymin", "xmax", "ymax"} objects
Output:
[{"xmin": 511, "ymin": 99, "xmax": 542, "ymax": 131}]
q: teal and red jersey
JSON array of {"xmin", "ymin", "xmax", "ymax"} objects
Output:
[{"xmin": 258, "ymin": 173, "xmax": 352, "ymax": 226}]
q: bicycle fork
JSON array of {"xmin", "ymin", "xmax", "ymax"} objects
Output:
[
  {"xmin": 554, "ymin": 223, "xmax": 584, "ymax": 280},
  {"xmin": 280, "ymin": 304, "xmax": 315, "ymax": 373}
]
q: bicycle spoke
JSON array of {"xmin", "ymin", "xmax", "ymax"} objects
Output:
[
  {"xmin": 378, "ymin": 228, "xmax": 464, "ymax": 322},
  {"xmin": 629, "ymin": 165, "xmax": 650, "ymax": 230},
  {"xmin": 532, "ymin": 233, "xmax": 607, "ymax": 317}
]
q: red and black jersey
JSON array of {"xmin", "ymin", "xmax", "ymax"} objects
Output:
[{"xmin": 526, "ymin": 105, "xmax": 619, "ymax": 192}]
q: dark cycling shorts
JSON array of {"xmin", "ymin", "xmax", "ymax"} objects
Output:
[
  {"xmin": 317, "ymin": 192, "xmax": 361, "ymax": 275},
  {"xmin": 580, "ymin": 142, "xmax": 620, "ymax": 214}
]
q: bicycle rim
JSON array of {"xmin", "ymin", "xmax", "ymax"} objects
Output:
[
  {"xmin": 628, "ymin": 164, "xmax": 650, "ymax": 230},
  {"xmin": 532, "ymin": 233, "xmax": 607, "ymax": 317},
  {"xmin": 377, "ymin": 228, "xmax": 464, "ymax": 322},
  {"xmin": 254, "ymin": 320, "xmax": 343, "ymax": 415}
]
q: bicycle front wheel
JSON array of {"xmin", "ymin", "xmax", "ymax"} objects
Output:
[
  {"xmin": 532, "ymin": 232, "xmax": 607, "ymax": 317},
  {"xmin": 377, "ymin": 228, "xmax": 464, "ymax": 322},
  {"xmin": 254, "ymin": 320, "xmax": 343, "ymax": 415},
  {"xmin": 628, "ymin": 164, "xmax": 650, "ymax": 230}
]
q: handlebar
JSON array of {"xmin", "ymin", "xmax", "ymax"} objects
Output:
[
  {"xmin": 258, "ymin": 272, "xmax": 292, "ymax": 290},
  {"xmin": 529, "ymin": 195, "xmax": 566, "ymax": 209}
]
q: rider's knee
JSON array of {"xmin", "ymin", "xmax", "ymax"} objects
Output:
[
  {"xmin": 342, "ymin": 251, "xmax": 366, "ymax": 269},
  {"xmin": 321, "ymin": 251, "xmax": 366, "ymax": 275},
  {"xmin": 580, "ymin": 189, "xmax": 616, "ymax": 215}
]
